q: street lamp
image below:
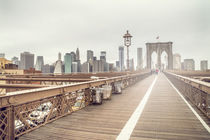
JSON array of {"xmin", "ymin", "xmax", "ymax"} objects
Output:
[{"xmin": 123, "ymin": 30, "xmax": 132, "ymax": 70}]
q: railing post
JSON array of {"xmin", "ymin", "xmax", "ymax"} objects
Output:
[{"xmin": 8, "ymin": 105, "xmax": 15, "ymax": 140}]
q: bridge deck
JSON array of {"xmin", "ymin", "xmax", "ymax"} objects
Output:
[{"xmin": 20, "ymin": 74, "xmax": 210, "ymax": 140}]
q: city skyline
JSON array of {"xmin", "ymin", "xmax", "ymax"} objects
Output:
[{"xmin": 0, "ymin": 0, "xmax": 210, "ymax": 70}]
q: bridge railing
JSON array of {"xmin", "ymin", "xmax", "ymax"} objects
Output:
[
  {"xmin": 0, "ymin": 71, "xmax": 150, "ymax": 139},
  {"xmin": 164, "ymin": 71, "xmax": 210, "ymax": 119}
]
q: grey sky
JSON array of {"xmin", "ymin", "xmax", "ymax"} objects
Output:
[{"xmin": 0, "ymin": 0, "xmax": 210, "ymax": 69}]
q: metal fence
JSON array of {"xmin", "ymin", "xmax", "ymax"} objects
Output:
[
  {"xmin": 164, "ymin": 72, "xmax": 210, "ymax": 119},
  {"xmin": 0, "ymin": 72, "xmax": 150, "ymax": 139}
]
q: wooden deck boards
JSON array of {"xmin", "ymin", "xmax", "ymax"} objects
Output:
[
  {"xmin": 20, "ymin": 74, "xmax": 210, "ymax": 140},
  {"xmin": 20, "ymin": 75, "xmax": 155, "ymax": 140},
  {"xmin": 130, "ymin": 74, "xmax": 210, "ymax": 140}
]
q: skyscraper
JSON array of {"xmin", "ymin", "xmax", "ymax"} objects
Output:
[
  {"xmin": 184, "ymin": 59, "xmax": 195, "ymax": 71},
  {"xmin": 72, "ymin": 62, "xmax": 78, "ymax": 73},
  {"xmin": 200, "ymin": 60, "xmax": 208, "ymax": 71},
  {"xmin": 0, "ymin": 53, "xmax": 5, "ymax": 58},
  {"xmin": 87, "ymin": 50, "xmax": 93, "ymax": 62},
  {"xmin": 100, "ymin": 51, "xmax": 106, "ymax": 61},
  {"xmin": 19, "ymin": 52, "xmax": 34, "ymax": 70},
  {"xmin": 64, "ymin": 53, "xmax": 72, "ymax": 73},
  {"xmin": 173, "ymin": 53, "xmax": 181, "ymax": 70},
  {"xmin": 119, "ymin": 46, "xmax": 124, "ymax": 71},
  {"xmin": 76, "ymin": 48, "xmax": 80, "ymax": 61},
  {"xmin": 35, "ymin": 56, "xmax": 44, "ymax": 71},
  {"xmin": 137, "ymin": 48, "xmax": 143, "ymax": 70},
  {"xmin": 11, "ymin": 56, "xmax": 19, "ymax": 66},
  {"xmin": 129, "ymin": 59, "xmax": 134, "ymax": 71},
  {"xmin": 93, "ymin": 60, "xmax": 104, "ymax": 72},
  {"xmin": 42, "ymin": 64, "xmax": 51, "ymax": 73},
  {"xmin": 54, "ymin": 52, "xmax": 63, "ymax": 74},
  {"xmin": 70, "ymin": 52, "xmax": 76, "ymax": 62},
  {"xmin": 81, "ymin": 62, "xmax": 90, "ymax": 73}
]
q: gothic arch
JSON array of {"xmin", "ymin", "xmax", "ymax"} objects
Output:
[{"xmin": 146, "ymin": 42, "xmax": 173, "ymax": 69}]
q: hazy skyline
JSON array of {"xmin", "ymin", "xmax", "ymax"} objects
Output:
[{"xmin": 0, "ymin": 0, "xmax": 210, "ymax": 69}]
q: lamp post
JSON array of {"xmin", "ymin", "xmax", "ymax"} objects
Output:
[{"xmin": 123, "ymin": 30, "xmax": 132, "ymax": 71}]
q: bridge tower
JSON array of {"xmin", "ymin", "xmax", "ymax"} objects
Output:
[{"xmin": 146, "ymin": 42, "xmax": 173, "ymax": 70}]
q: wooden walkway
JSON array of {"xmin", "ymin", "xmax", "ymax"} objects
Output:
[{"xmin": 20, "ymin": 74, "xmax": 210, "ymax": 140}]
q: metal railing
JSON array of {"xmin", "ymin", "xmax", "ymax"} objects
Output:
[
  {"xmin": 0, "ymin": 72, "xmax": 150, "ymax": 139},
  {"xmin": 164, "ymin": 71, "xmax": 210, "ymax": 119}
]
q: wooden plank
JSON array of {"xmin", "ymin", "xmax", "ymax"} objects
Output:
[
  {"xmin": 130, "ymin": 74, "xmax": 210, "ymax": 140},
  {"xmin": 19, "ymin": 75, "xmax": 155, "ymax": 139}
]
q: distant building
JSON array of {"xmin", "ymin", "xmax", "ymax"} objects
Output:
[
  {"xmin": 109, "ymin": 63, "xmax": 114, "ymax": 71},
  {"xmin": 19, "ymin": 52, "xmax": 34, "ymax": 70},
  {"xmin": 77, "ymin": 60, "xmax": 81, "ymax": 72},
  {"xmin": 181, "ymin": 62, "xmax": 184, "ymax": 70},
  {"xmin": 72, "ymin": 62, "xmax": 78, "ymax": 73},
  {"xmin": 50, "ymin": 65, "xmax": 55, "ymax": 73},
  {"xmin": 116, "ymin": 61, "xmax": 120, "ymax": 68},
  {"xmin": 137, "ymin": 48, "xmax": 143, "ymax": 70},
  {"xmin": 173, "ymin": 53, "xmax": 181, "ymax": 70},
  {"xmin": 81, "ymin": 62, "xmax": 91, "ymax": 73},
  {"xmin": 119, "ymin": 46, "xmax": 124, "ymax": 71},
  {"xmin": 0, "ymin": 53, "xmax": 5, "ymax": 58},
  {"xmin": 200, "ymin": 60, "xmax": 208, "ymax": 71},
  {"xmin": 93, "ymin": 60, "xmax": 105, "ymax": 72},
  {"xmin": 184, "ymin": 59, "xmax": 195, "ymax": 71},
  {"xmin": 64, "ymin": 53, "xmax": 72, "ymax": 73},
  {"xmin": 35, "ymin": 56, "xmax": 44, "ymax": 71},
  {"xmin": 70, "ymin": 52, "xmax": 76, "ymax": 62},
  {"xmin": 76, "ymin": 48, "xmax": 80, "ymax": 61},
  {"xmin": 104, "ymin": 62, "xmax": 109, "ymax": 72},
  {"xmin": 42, "ymin": 64, "xmax": 51, "ymax": 73},
  {"xmin": 11, "ymin": 56, "xmax": 20, "ymax": 66},
  {"xmin": 87, "ymin": 50, "xmax": 94, "ymax": 62},
  {"xmin": 0, "ymin": 58, "xmax": 12, "ymax": 69},
  {"xmin": 54, "ymin": 52, "xmax": 63, "ymax": 74},
  {"xmin": 129, "ymin": 59, "xmax": 134, "ymax": 71},
  {"xmin": 93, "ymin": 56, "xmax": 97, "ymax": 61},
  {"xmin": 100, "ymin": 51, "xmax": 106, "ymax": 61}
]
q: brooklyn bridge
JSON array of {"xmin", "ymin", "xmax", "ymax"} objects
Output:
[{"xmin": 0, "ymin": 70, "xmax": 210, "ymax": 140}]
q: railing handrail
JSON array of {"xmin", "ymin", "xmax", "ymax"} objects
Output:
[
  {"xmin": 165, "ymin": 71, "xmax": 210, "ymax": 94},
  {"xmin": 0, "ymin": 72, "xmax": 149, "ymax": 108}
]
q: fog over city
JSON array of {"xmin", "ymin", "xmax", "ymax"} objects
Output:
[{"xmin": 0, "ymin": 0, "xmax": 209, "ymax": 69}]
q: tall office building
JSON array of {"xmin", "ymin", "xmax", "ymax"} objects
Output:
[
  {"xmin": 64, "ymin": 53, "xmax": 72, "ymax": 73},
  {"xmin": 35, "ymin": 56, "xmax": 44, "ymax": 71},
  {"xmin": 129, "ymin": 59, "xmax": 134, "ymax": 71},
  {"xmin": 137, "ymin": 48, "xmax": 143, "ymax": 70},
  {"xmin": 76, "ymin": 48, "xmax": 80, "ymax": 61},
  {"xmin": 100, "ymin": 51, "xmax": 106, "ymax": 61},
  {"xmin": 119, "ymin": 46, "xmax": 124, "ymax": 71},
  {"xmin": 72, "ymin": 62, "xmax": 78, "ymax": 73},
  {"xmin": 0, "ymin": 53, "xmax": 5, "ymax": 58},
  {"xmin": 93, "ymin": 60, "xmax": 105, "ymax": 72},
  {"xmin": 11, "ymin": 56, "xmax": 19, "ymax": 66},
  {"xmin": 116, "ymin": 61, "xmax": 120, "ymax": 68},
  {"xmin": 54, "ymin": 52, "xmax": 63, "ymax": 74},
  {"xmin": 19, "ymin": 52, "xmax": 34, "ymax": 70},
  {"xmin": 70, "ymin": 52, "xmax": 76, "ymax": 62},
  {"xmin": 200, "ymin": 60, "xmax": 208, "ymax": 71},
  {"xmin": 87, "ymin": 50, "xmax": 94, "ymax": 62},
  {"xmin": 81, "ymin": 62, "xmax": 90, "ymax": 73},
  {"xmin": 42, "ymin": 64, "xmax": 51, "ymax": 73},
  {"xmin": 173, "ymin": 53, "xmax": 181, "ymax": 70},
  {"xmin": 184, "ymin": 59, "xmax": 195, "ymax": 71}
]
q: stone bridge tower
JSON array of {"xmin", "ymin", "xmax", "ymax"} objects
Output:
[{"xmin": 146, "ymin": 42, "xmax": 173, "ymax": 70}]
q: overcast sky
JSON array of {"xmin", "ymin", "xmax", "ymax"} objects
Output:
[{"xmin": 0, "ymin": 0, "xmax": 209, "ymax": 70}]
